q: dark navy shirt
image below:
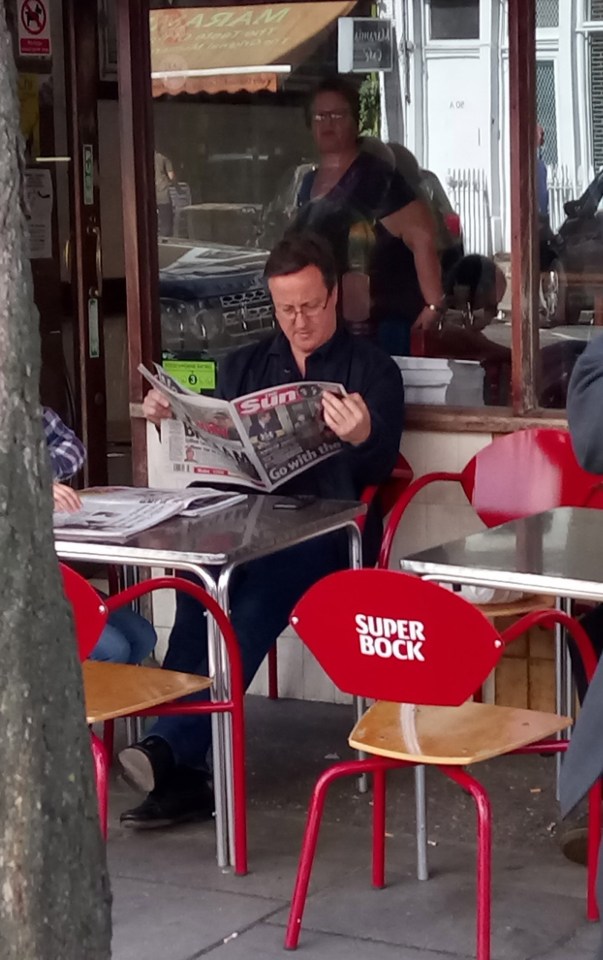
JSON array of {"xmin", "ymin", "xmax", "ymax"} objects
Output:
[{"xmin": 217, "ymin": 329, "xmax": 405, "ymax": 561}]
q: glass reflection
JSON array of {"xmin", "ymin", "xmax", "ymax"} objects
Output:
[{"xmin": 150, "ymin": 0, "xmax": 603, "ymax": 411}]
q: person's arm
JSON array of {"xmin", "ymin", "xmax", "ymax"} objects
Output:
[
  {"xmin": 165, "ymin": 156, "xmax": 176, "ymax": 183},
  {"xmin": 380, "ymin": 199, "xmax": 445, "ymax": 330},
  {"xmin": 43, "ymin": 407, "xmax": 86, "ymax": 481},
  {"xmin": 567, "ymin": 335, "xmax": 603, "ymax": 473},
  {"xmin": 323, "ymin": 351, "xmax": 404, "ymax": 487}
]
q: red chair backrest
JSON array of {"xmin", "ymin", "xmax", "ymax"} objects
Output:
[
  {"xmin": 291, "ymin": 569, "xmax": 503, "ymax": 705},
  {"xmin": 60, "ymin": 563, "xmax": 109, "ymax": 662},
  {"xmin": 460, "ymin": 428, "xmax": 601, "ymax": 528}
]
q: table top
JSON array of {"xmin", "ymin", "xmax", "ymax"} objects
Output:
[
  {"xmin": 55, "ymin": 494, "xmax": 364, "ymax": 569},
  {"xmin": 400, "ymin": 507, "xmax": 603, "ymax": 602}
]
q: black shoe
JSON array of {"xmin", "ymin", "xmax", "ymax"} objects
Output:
[
  {"xmin": 118, "ymin": 736, "xmax": 175, "ymax": 794},
  {"xmin": 119, "ymin": 769, "xmax": 214, "ymax": 830},
  {"xmin": 560, "ymin": 820, "xmax": 588, "ymax": 866}
]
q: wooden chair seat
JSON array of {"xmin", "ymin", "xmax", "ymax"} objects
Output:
[
  {"xmin": 82, "ymin": 661, "xmax": 212, "ymax": 724},
  {"xmin": 475, "ymin": 593, "xmax": 555, "ymax": 619},
  {"xmin": 348, "ymin": 699, "xmax": 571, "ymax": 766}
]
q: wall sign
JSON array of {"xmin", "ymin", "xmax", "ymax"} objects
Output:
[
  {"xmin": 24, "ymin": 168, "xmax": 53, "ymax": 259},
  {"xmin": 338, "ymin": 17, "xmax": 393, "ymax": 73},
  {"xmin": 83, "ymin": 145, "xmax": 94, "ymax": 206},
  {"xmin": 18, "ymin": 0, "xmax": 51, "ymax": 59}
]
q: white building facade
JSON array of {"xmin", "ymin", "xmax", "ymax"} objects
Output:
[{"xmin": 380, "ymin": 0, "xmax": 603, "ymax": 254}]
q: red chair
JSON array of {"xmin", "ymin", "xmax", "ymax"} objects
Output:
[
  {"xmin": 266, "ymin": 452, "xmax": 414, "ymax": 699},
  {"xmin": 284, "ymin": 569, "xmax": 600, "ymax": 956},
  {"xmin": 380, "ymin": 428, "xmax": 602, "ymax": 570},
  {"xmin": 60, "ymin": 564, "xmax": 248, "ymax": 875}
]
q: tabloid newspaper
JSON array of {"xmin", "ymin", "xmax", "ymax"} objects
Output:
[
  {"xmin": 139, "ymin": 363, "xmax": 345, "ymax": 491},
  {"xmin": 53, "ymin": 486, "xmax": 246, "ymax": 542}
]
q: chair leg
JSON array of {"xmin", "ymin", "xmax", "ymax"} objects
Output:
[
  {"xmin": 372, "ymin": 766, "xmax": 387, "ymax": 888},
  {"xmin": 267, "ymin": 645, "xmax": 278, "ymax": 700},
  {"xmin": 587, "ymin": 777, "xmax": 602, "ymax": 921},
  {"xmin": 285, "ymin": 760, "xmax": 397, "ymax": 950},
  {"xmin": 103, "ymin": 719, "xmax": 115, "ymax": 765},
  {"xmin": 90, "ymin": 731, "xmax": 109, "ymax": 840},
  {"xmin": 442, "ymin": 767, "xmax": 492, "ymax": 960},
  {"xmin": 231, "ymin": 703, "xmax": 248, "ymax": 877}
]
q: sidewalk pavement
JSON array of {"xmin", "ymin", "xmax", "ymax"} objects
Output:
[{"xmin": 107, "ymin": 696, "xmax": 598, "ymax": 960}]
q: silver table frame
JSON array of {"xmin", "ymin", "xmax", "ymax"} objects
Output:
[
  {"xmin": 56, "ymin": 495, "xmax": 363, "ymax": 869},
  {"xmin": 399, "ymin": 506, "xmax": 603, "ymax": 882}
]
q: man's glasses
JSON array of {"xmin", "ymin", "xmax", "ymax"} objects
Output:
[
  {"xmin": 274, "ymin": 297, "xmax": 329, "ymax": 322},
  {"xmin": 311, "ymin": 111, "xmax": 350, "ymax": 124}
]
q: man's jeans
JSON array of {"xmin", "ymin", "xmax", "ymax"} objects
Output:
[
  {"xmin": 150, "ymin": 532, "xmax": 348, "ymax": 770},
  {"xmin": 90, "ymin": 607, "xmax": 157, "ymax": 664}
]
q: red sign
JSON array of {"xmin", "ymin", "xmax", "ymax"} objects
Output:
[{"xmin": 18, "ymin": 0, "xmax": 51, "ymax": 58}]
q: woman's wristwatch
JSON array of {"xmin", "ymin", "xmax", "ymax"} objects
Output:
[{"xmin": 425, "ymin": 299, "xmax": 447, "ymax": 317}]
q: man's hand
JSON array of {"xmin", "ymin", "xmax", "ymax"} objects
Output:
[
  {"xmin": 53, "ymin": 483, "xmax": 82, "ymax": 513},
  {"xmin": 322, "ymin": 391, "xmax": 371, "ymax": 446},
  {"xmin": 412, "ymin": 305, "xmax": 442, "ymax": 331},
  {"xmin": 142, "ymin": 388, "xmax": 172, "ymax": 425}
]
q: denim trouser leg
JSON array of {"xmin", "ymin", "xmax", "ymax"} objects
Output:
[
  {"xmin": 150, "ymin": 532, "xmax": 347, "ymax": 769},
  {"xmin": 90, "ymin": 608, "xmax": 158, "ymax": 664}
]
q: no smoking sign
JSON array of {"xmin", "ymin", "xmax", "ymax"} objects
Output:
[{"xmin": 19, "ymin": 0, "xmax": 51, "ymax": 58}]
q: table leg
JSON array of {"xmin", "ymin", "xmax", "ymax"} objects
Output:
[
  {"xmin": 415, "ymin": 766, "xmax": 429, "ymax": 881},
  {"xmin": 346, "ymin": 523, "xmax": 369, "ymax": 795},
  {"xmin": 555, "ymin": 597, "xmax": 573, "ymax": 801},
  {"xmin": 188, "ymin": 564, "xmax": 230, "ymax": 871},
  {"xmin": 217, "ymin": 567, "xmax": 237, "ymax": 869}
]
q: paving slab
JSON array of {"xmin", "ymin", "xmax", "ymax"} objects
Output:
[
  {"xmin": 265, "ymin": 858, "xmax": 588, "ymax": 959},
  {"xmin": 537, "ymin": 923, "xmax": 600, "ymax": 959},
  {"xmin": 111, "ymin": 877, "xmax": 282, "ymax": 960},
  {"xmin": 202, "ymin": 922, "xmax": 472, "ymax": 959}
]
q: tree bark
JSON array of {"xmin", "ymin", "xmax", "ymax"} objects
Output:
[{"xmin": 0, "ymin": 4, "xmax": 112, "ymax": 957}]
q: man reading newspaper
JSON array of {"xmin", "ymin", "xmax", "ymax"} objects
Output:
[{"xmin": 119, "ymin": 231, "xmax": 405, "ymax": 828}]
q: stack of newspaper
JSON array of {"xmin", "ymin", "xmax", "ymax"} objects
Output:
[
  {"xmin": 53, "ymin": 486, "xmax": 246, "ymax": 542},
  {"xmin": 140, "ymin": 363, "xmax": 345, "ymax": 490}
]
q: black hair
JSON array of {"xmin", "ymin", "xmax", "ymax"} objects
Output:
[
  {"xmin": 264, "ymin": 231, "xmax": 338, "ymax": 295},
  {"xmin": 306, "ymin": 75, "xmax": 360, "ymax": 128}
]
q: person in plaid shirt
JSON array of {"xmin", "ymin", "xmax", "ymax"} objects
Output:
[
  {"xmin": 43, "ymin": 406, "xmax": 87, "ymax": 512},
  {"xmin": 45, "ymin": 406, "xmax": 157, "ymax": 664}
]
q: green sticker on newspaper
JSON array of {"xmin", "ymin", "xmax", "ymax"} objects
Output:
[{"xmin": 162, "ymin": 360, "xmax": 216, "ymax": 393}]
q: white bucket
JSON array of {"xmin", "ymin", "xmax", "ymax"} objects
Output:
[{"xmin": 393, "ymin": 357, "xmax": 453, "ymax": 405}]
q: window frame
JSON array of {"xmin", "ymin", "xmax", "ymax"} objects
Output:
[{"xmin": 120, "ymin": 0, "xmax": 559, "ymax": 484}]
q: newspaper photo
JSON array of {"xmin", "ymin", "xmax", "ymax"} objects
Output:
[
  {"xmin": 140, "ymin": 363, "xmax": 344, "ymax": 491},
  {"xmin": 53, "ymin": 486, "xmax": 246, "ymax": 542}
]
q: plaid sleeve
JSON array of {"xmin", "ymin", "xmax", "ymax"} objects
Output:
[{"xmin": 42, "ymin": 407, "xmax": 87, "ymax": 481}]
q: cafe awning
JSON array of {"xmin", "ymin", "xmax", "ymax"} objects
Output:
[{"xmin": 150, "ymin": 2, "xmax": 355, "ymax": 97}]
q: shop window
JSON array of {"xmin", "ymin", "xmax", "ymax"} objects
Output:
[
  {"xmin": 428, "ymin": 0, "xmax": 480, "ymax": 41},
  {"xmin": 536, "ymin": 0, "xmax": 559, "ymax": 29},
  {"xmin": 590, "ymin": 0, "xmax": 603, "ymax": 20},
  {"xmin": 536, "ymin": 61, "xmax": 558, "ymax": 165}
]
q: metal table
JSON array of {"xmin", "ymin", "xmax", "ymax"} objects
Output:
[
  {"xmin": 400, "ymin": 507, "xmax": 603, "ymax": 601},
  {"xmin": 400, "ymin": 506, "xmax": 603, "ymax": 881},
  {"xmin": 56, "ymin": 493, "xmax": 364, "ymax": 868}
]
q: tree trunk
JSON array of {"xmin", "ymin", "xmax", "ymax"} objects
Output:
[{"xmin": 0, "ymin": 4, "xmax": 112, "ymax": 957}]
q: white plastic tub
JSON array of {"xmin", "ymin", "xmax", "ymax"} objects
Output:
[
  {"xmin": 393, "ymin": 357, "xmax": 453, "ymax": 405},
  {"xmin": 447, "ymin": 360, "xmax": 485, "ymax": 406}
]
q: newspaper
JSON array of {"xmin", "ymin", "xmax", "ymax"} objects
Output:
[
  {"xmin": 53, "ymin": 486, "xmax": 246, "ymax": 542},
  {"xmin": 140, "ymin": 363, "xmax": 344, "ymax": 491}
]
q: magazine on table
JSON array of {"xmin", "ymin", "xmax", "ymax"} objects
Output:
[
  {"xmin": 53, "ymin": 486, "xmax": 247, "ymax": 542},
  {"xmin": 139, "ymin": 363, "xmax": 344, "ymax": 491}
]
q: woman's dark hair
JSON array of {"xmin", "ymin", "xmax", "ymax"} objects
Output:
[
  {"xmin": 264, "ymin": 231, "xmax": 338, "ymax": 294},
  {"xmin": 307, "ymin": 75, "xmax": 360, "ymax": 128}
]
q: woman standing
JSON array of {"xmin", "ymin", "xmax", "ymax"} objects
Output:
[{"xmin": 294, "ymin": 76, "xmax": 444, "ymax": 355}]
